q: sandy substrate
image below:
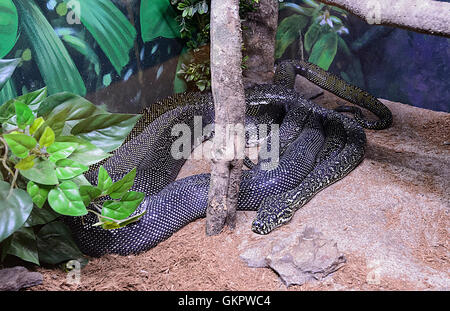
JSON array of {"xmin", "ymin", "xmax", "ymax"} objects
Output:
[{"xmin": 29, "ymin": 92, "xmax": 449, "ymax": 291}]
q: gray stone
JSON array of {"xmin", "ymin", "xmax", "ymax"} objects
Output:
[
  {"xmin": 239, "ymin": 227, "xmax": 346, "ymax": 286},
  {"xmin": 0, "ymin": 266, "xmax": 43, "ymax": 291},
  {"xmin": 294, "ymin": 75, "xmax": 324, "ymax": 100}
]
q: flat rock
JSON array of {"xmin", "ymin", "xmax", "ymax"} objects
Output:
[
  {"xmin": 0, "ymin": 266, "xmax": 43, "ymax": 291},
  {"xmin": 294, "ymin": 75, "xmax": 324, "ymax": 99},
  {"xmin": 240, "ymin": 227, "xmax": 346, "ymax": 286}
]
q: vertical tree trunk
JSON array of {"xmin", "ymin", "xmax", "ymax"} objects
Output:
[
  {"xmin": 206, "ymin": 0, "xmax": 247, "ymax": 235},
  {"xmin": 242, "ymin": 0, "xmax": 279, "ymax": 88}
]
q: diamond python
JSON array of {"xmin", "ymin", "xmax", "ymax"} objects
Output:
[{"xmin": 63, "ymin": 60, "xmax": 392, "ymax": 256}]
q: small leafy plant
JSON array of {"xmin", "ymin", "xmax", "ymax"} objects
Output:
[
  {"xmin": 0, "ymin": 59, "xmax": 144, "ymax": 266},
  {"xmin": 276, "ymin": 0, "xmax": 350, "ymax": 70}
]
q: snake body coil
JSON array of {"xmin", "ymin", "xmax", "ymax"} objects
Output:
[{"xmin": 64, "ymin": 60, "xmax": 390, "ymax": 257}]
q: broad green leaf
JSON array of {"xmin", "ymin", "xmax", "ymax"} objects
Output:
[
  {"xmin": 0, "ymin": 59, "xmax": 20, "ymax": 95},
  {"xmin": 55, "ymin": 159, "xmax": 89, "ymax": 180},
  {"xmin": 35, "ymin": 93, "xmax": 105, "ymax": 138},
  {"xmin": 47, "ymin": 142, "xmax": 79, "ymax": 163},
  {"xmin": 1, "ymin": 227, "xmax": 39, "ymax": 265},
  {"xmin": 3, "ymin": 133, "xmax": 37, "ymax": 158},
  {"xmin": 24, "ymin": 205, "xmax": 59, "ymax": 227},
  {"xmin": 15, "ymin": 155, "xmax": 36, "ymax": 170},
  {"xmin": 29, "ymin": 117, "xmax": 45, "ymax": 135},
  {"xmin": 36, "ymin": 221, "xmax": 87, "ymax": 266},
  {"xmin": 0, "ymin": 181, "xmax": 33, "ymax": 243},
  {"xmin": 55, "ymin": 136, "xmax": 110, "ymax": 166},
  {"xmin": 13, "ymin": 87, "xmax": 47, "ymax": 112},
  {"xmin": 79, "ymin": 185, "xmax": 101, "ymax": 207},
  {"xmin": 60, "ymin": 34, "xmax": 101, "ymax": 75},
  {"xmin": 15, "ymin": 101, "xmax": 34, "ymax": 129},
  {"xmin": 48, "ymin": 181, "xmax": 87, "ymax": 216},
  {"xmin": 20, "ymin": 158, "xmax": 59, "ymax": 185},
  {"xmin": 101, "ymin": 191, "xmax": 145, "ymax": 221},
  {"xmin": 275, "ymin": 14, "xmax": 309, "ymax": 59},
  {"xmin": 106, "ymin": 168, "xmax": 137, "ymax": 199},
  {"xmin": 302, "ymin": 0, "xmax": 320, "ymax": 8},
  {"xmin": 0, "ymin": 79, "xmax": 17, "ymax": 108},
  {"xmin": 0, "ymin": 0, "xmax": 18, "ymax": 59},
  {"xmin": 308, "ymin": 32, "xmax": 338, "ymax": 70},
  {"xmin": 14, "ymin": 1, "xmax": 86, "ymax": 95},
  {"xmin": 39, "ymin": 126, "xmax": 55, "ymax": 148},
  {"xmin": 27, "ymin": 181, "xmax": 50, "ymax": 208},
  {"xmin": 140, "ymin": 0, "xmax": 181, "ymax": 42},
  {"xmin": 304, "ymin": 22, "xmax": 321, "ymax": 53},
  {"xmin": 71, "ymin": 113, "xmax": 141, "ymax": 153},
  {"xmin": 63, "ymin": 0, "xmax": 137, "ymax": 75},
  {"xmin": 97, "ymin": 166, "xmax": 113, "ymax": 193}
]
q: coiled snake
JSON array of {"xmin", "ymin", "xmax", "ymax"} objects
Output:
[{"xmin": 64, "ymin": 60, "xmax": 392, "ymax": 257}]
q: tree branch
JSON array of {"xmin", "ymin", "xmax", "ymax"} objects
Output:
[{"xmin": 317, "ymin": 0, "xmax": 450, "ymax": 37}]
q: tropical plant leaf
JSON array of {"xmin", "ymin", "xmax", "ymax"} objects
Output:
[
  {"xmin": 140, "ymin": 0, "xmax": 181, "ymax": 42},
  {"xmin": 0, "ymin": 0, "xmax": 18, "ymax": 58},
  {"xmin": 36, "ymin": 221, "xmax": 87, "ymax": 265},
  {"xmin": 27, "ymin": 181, "xmax": 50, "ymax": 209},
  {"xmin": 15, "ymin": 155, "xmax": 36, "ymax": 170},
  {"xmin": 63, "ymin": 0, "xmax": 137, "ymax": 75},
  {"xmin": 55, "ymin": 136, "xmax": 110, "ymax": 166},
  {"xmin": 48, "ymin": 181, "xmax": 87, "ymax": 216},
  {"xmin": 308, "ymin": 32, "xmax": 338, "ymax": 70},
  {"xmin": 55, "ymin": 159, "xmax": 89, "ymax": 181},
  {"xmin": 79, "ymin": 185, "xmax": 101, "ymax": 207},
  {"xmin": 20, "ymin": 158, "xmax": 59, "ymax": 185},
  {"xmin": 1, "ymin": 227, "xmax": 39, "ymax": 265},
  {"xmin": 304, "ymin": 22, "xmax": 321, "ymax": 53},
  {"xmin": 0, "ymin": 181, "xmax": 34, "ymax": 243},
  {"xmin": 174, "ymin": 47, "xmax": 189, "ymax": 93},
  {"xmin": 14, "ymin": 0, "xmax": 86, "ymax": 95},
  {"xmin": 0, "ymin": 58, "xmax": 20, "ymax": 93},
  {"xmin": 0, "ymin": 79, "xmax": 17, "ymax": 107},
  {"xmin": 47, "ymin": 142, "xmax": 79, "ymax": 163},
  {"xmin": 60, "ymin": 34, "xmax": 101, "ymax": 75},
  {"xmin": 279, "ymin": 2, "xmax": 315, "ymax": 16},
  {"xmin": 15, "ymin": 101, "xmax": 34, "ymax": 130},
  {"xmin": 106, "ymin": 168, "xmax": 137, "ymax": 199},
  {"xmin": 101, "ymin": 191, "xmax": 145, "ymax": 221},
  {"xmin": 70, "ymin": 113, "xmax": 141, "ymax": 153},
  {"xmin": 24, "ymin": 205, "xmax": 59, "ymax": 227},
  {"xmin": 3, "ymin": 133, "xmax": 37, "ymax": 158},
  {"xmin": 275, "ymin": 14, "xmax": 309, "ymax": 59},
  {"xmin": 97, "ymin": 166, "xmax": 113, "ymax": 193}
]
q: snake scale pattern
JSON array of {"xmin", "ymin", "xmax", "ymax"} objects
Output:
[{"xmin": 64, "ymin": 60, "xmax": 392, "ymax": 257}]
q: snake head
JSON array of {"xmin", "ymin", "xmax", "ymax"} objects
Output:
[{"xmin": 251, "ymin": 196, "xmax": 294, "ymax": 235}]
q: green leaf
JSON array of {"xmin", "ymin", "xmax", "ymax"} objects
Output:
[
  {"xmin": 27, "ymin": 181, "xmax": 50, "ymax": 208},
  {"xmin": 63, "ymin": 0, "xmax": 136, "ymax": 75},
  {"xmin": 24, "ymin": 205, "xmax": 59, "ymax": 227},
  {"xmin": 14, "ymin": 87, "xmax": 47, "ymax": 112},
  {"xmin": 60, "ymin": 34, "xmax": 101, "ymax": 75},
  {"xmin": 0, "ymin": 181, "xmax": 34, "ymax": 243},
  {"xmin": 0, "ymin": 0, "xmax": 18, "ymax": 59},
  {"xmin": 174, "ymin": 48, "xmax": 189, "ymax": 93},
  {"xmin": 29, "ymin": 117, "xmax": 45, "ymax": 135},
  {"xmin": 38, "ymin": 126, "xmax": 55, "ymax": 148},
  {"xmin": 71, "ymin": 113, "xmax": 141, "ymax": 153},
  {"xmin": 0, "ymin": 79, "xmax": 17, "ymax": 108},
  {"xmin": 79, "ymin": 185, "xmax": 101, "ymax": 207},
  {"xmin": 47, "ymin": 142, "xmax": 79, "ymax": 163},
  {"xmin": 106, "ymin": 168, "xmax": 137, "ymax": 199},
  {"xmin": 1, "ymin": 227, "xmax": 39, "ymax": 265},
  {"xmin": 98, "ymin": 210, "xmax": 146, "ymax": 230},
  {"xmin": 48, "ymin": 181, "xmax": 87, "ymax": 216},
  {"xmin": 35, "ymin": 92, "xmax": 105, "ymax": 138},
  {"xmin": 97, "ymin": 166, "xmax": 113, "ymax": 193},
  {"xmin": 55, "ymin": 159, "xmax": 89, "ymax": 180},
  {"xmin": 308, "ymin": 32, "xmax": 338, "ymax": 70},
  {"xmin": 275, "ymin": 14, "xmax": 309, "ymax": 59},
  {"xmin": 14, "ymin": 0, "xmax": 86, "ymax": 95},
  {"xmin": 20, "ymin": 158, "xmax": 59, "ymax": 185},
  {"xmin": 101, "ymin": 191, "xmax": 145, "ymax": 221},
  {"xmin": 15, "ymin": 155, "xmax": 36, "ymax": 170},
  {"xmin": 304, "ymin": 22, "xmax": 321, "ymax": 53},
  {"xmin": 3, "ymin": 133, "xmax": 37, "ymax": 158},
  {"xmin": 279, "ymin": 2, "xmax": 315, "ymax": 16},
  {"xmin": 15, "ymin": 101, "xmax": 35, "ymax": 129},
  {"xmin": 36, "ymin": 221, "xmax": 87, "ymax": 266},
  {"xmin": 0, "ymin": 59, "xmax": 20, "ymax": 96},
  {"xmin": 140, "ymin": 0, "xmax": 181, "ymax": 42},
  {"xmin": 55, "ymin": 136, "xmax": 110, "ymax": 166}
]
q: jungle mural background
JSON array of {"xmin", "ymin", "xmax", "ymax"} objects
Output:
[{"xmin": 1, "ymin": 0, "xmax": 449, "ymax": 114}]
